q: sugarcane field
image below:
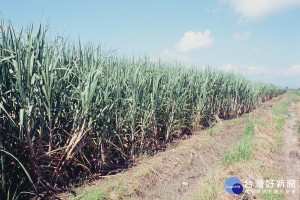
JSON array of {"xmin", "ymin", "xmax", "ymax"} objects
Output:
[{"xmin": 0, "ymin": 1, "xmax": 300, "ymax": 200}]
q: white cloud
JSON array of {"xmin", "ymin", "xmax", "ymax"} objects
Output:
[
  {"xmin": 220, "ymin": 63, "xmax": 300, "ymax": 78},
  {"xmin": 222, "ymin": 0, "xmax": 300, "ymax": 20},
  {"xmin": 220, "ymin": 63, "xmax": 267, "ymax": 76},
  {"xmin": 246, "ymin": 66, "xmax": 268, "ymax": 76},
  {"xmin": 174, "ymin": 30, "xmax": 214, "ymax": 52},
  {"xmin": 219, "ymin": 63, "xmax": 300, "ymax": 88},
  {"xmin": 282, "ymin": 65, "xmax": 300, "ymax": 77},
  {"xmin": 234, "ymin": 31, "xmax": 251, "ymax": 42}
]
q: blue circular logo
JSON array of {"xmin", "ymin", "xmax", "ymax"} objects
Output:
[{"xmin": 224, "ymin": 177, "xmax": 243, "ymax": 194}]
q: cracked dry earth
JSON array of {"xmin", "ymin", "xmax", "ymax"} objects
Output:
[{"xmin": 278, "ymin": 102, "xmax": 300, "ymax": 200}]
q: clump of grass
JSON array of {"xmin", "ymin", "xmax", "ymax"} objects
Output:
[
  {"xmin": 255, "ymin": 117, "xmax": 266, "ymax": 127},
  {"xmin": 192, "ymin": 176, "xmax": 217, "ymax": 200},
  {"xmin": 275, "ymin": 135, "xmax": 284, "ymax": 146},
  {"xmin": 259, "ymin": 104, "xmax": 269, "ymax": 110},
  {"xmin": 274, "ymin": 116, "xmax": 286, "ymax": 132},
  {"xmin": 74, "ymin": 187, "xmax": 109, "ymax": 200},
  {"xmin": 223, "ymin": 122, "xmax": 256, "ymax": 165},
  {"xmin": 205, "ymin": 133, "xmax": 216, "ymax": 148},
  {"xmin": 108, "ymin": 180, "xmax": 127, "ymax": 198},
  {"xmin": 244, "ymin": 122, "xmax": 256, "ymax": 139},
  {"xmin": 75, "ymin": 179, "xmax": 128, "ymax": 200},
  {"xmin": 272, "ymin": 102, "xmax": 290, "ymax": 116},
  {"xmin": 223, "ymin": 140, "xmax": 257, "ymax": 165},
  {"xmin": 258, "ymin": 190, "xmax": 285, "ymax": 200},
  {"xmin": 291, "ymin": 96, "xmax": 300, "ymax": 103},
  {"xmin": 206, "ymin": 125, "xmax": 222, "ymax": 135},
  {"xmin": 293, "ymin": 89, "xmax": 300, "ymax": 96},
  {"xmin": 227, "ymin": 117, "xmax": 244, "ymax": 126},
  {"xmin": 272, "ymin": 101, "xmax": 291, "ymax": 133}
]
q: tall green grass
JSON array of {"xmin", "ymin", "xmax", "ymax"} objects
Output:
[{"xmin": 0, "ymin": 22, "xmax": 285, "ymax": 197}]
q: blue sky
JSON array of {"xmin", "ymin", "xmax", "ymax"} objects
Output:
[{"xmin": 1, "ymin": 0, "xmax": 300, "ymax": 88}]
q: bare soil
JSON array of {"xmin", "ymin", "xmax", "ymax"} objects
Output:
[{"xmin": 277, "ymin": 102, "xmax": 300, "ymax": 200}]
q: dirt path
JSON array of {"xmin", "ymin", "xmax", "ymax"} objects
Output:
[{"xmin": 278, "ymin": 102, "xmax": 300, "ymax": 200}]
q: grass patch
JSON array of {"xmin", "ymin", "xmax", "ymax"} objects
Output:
[
  {"xmin": 259, "ymin": 104, "xmax": 269, "ymax": 111},
  {"xmin": 291, "ymin": 96, "xmax": 300, "ymax": 103},
  {"xmin": 272, "ymin": 101, "xmax": 290, "ymax": 132},
  {"xmin": 275, "ymin": 135, "xmax": 284, "ymax": 146},
  {"xmin": 192, "ymin": 97, "xmax": 288, "ymax": 199},
  {"xmin": 133, "ymin": 163, "xmax": 158, "ymax": 178},
  {"xmin": 192, "ymin": 175, "xmax": 218, "ymax": 200},
  {"xmin": 108, "ymin": 180, "xmax": 127, "ymax": 198},
  {"xmin": 288, "ymin": 90, "xmax": 300, "ymax": 102},
  {"xmin": 285, "ymin": 92, "xmax": 291, "ymax": 98},
  {"xmin": 74, "ymin": 179, "xmax": 127, "ymax": 200},
  {"xmin": 258, "ymin": 190, "xmax": 285, "ymax": 200},
  {"xmin": 223, "ymin": 140, "xmax": 257, "ymax": 165},
  {"xmin": 255, "ymin": 117, "xmax": 266, "ymax": 127},
  {"xmin": 227, "ymin": 117, "xmax": 244, "ymax": 126},
  {"xmin": 205, "ymin": 133, "xmax": 216, "ymax": 148},
  {"xmin": 254, "ymin": 165, "xmax": 284, "ymax": 199},
  {"xmin": 223, "ymin": 122, "xmax": 256, "ymax": 165},
  {"xmin": 74, "ymin": 187, "xmax": 109, "ymax": 200},
  {"xmin": 292, "ymin": 89, "xmax": 300, "ymax": 96},
  {"xmin": 206, "ymin": 125, "xmax": 222, "ymax": 135},
  {"xmin": 274, "ymin": 116, "xmax": 286, "ymax": 132},
  {"xmin": 244, "ymin": 122, "xmax": 256, "ymax": 139},
  {"xmin": 272, "ymin": 102, "xmax": 290, "ymax": 116}
]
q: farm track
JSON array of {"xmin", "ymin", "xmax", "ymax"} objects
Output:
[{"xmin": 277, "ymin": 102, "xmax": 300, "ymax": 200}]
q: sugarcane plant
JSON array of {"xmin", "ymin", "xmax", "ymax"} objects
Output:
[{"xmin": 0, "ymin": 22, "xmax": 285, "ymax": 198}]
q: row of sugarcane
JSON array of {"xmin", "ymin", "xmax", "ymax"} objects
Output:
[{"xmin": 0, "ymin": 23, "xmax": 285, "ymax": 198}]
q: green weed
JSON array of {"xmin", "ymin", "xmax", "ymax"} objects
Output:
[
  {"xmin": 272, "ymin": 102, "xmax": 290, "ymax": 116},
  {"xmin": 228, "ymin": 117, "xmax": 244, "ymax": 126},
  {"xmin": 223, "ymin": 123, "xmax": 256, "ymax": 165},
  {"xmin": 274, "ymin": 116, "xmax": 286, "ymax": 132},
  {"xmin": 74, "ymin": 188, "xmax": 109, "ymax": 200},
  {"xmin": 255, "ymin": 117, "xmax": 266, "ymax": 127},
  {"xmin": 258, "ymin": 189, "xmax": 285, "ymax": 200},
  {"xmin": 207, "ymin": 125, "xmax": 222, "ymax": 135}
]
